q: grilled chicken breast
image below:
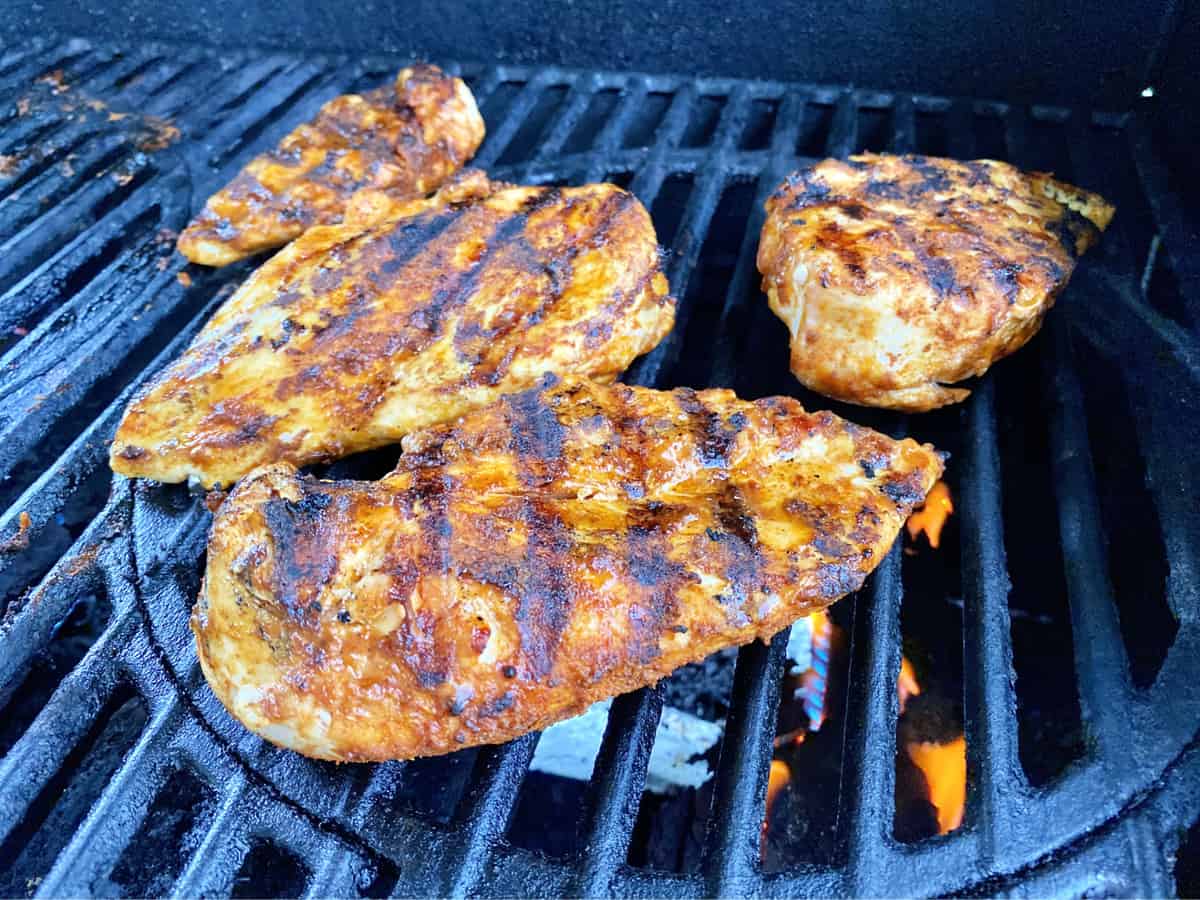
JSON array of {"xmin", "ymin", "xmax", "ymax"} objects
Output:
[
  {"xmin": 112, "ymin": 172, "xmax": 675, "ymax": 488},
  {"xmin": 758, "ymin": 153, "xmax": 1114, "ymax": 411},
  {"xmin": 177, "ymin": 64, "xmax": 484, "ymax": 266},
  {"xmin": 194, "ymin": 374, "xmax": 943, "ymax": 762}
]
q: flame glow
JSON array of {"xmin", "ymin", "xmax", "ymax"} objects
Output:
[
  {"xmin": 904, "ymin": 736, "xmax": 967, "ymax": 834},
  {"xmin": 897, "ymin": 656, "xmax": 921, "ymax": 714},
  {"xmin": 762, "ymin": 758, "xmax": 792, "ymax": 854},
  {"xmin": 799, "ymin": 609, "xmax": 832, "ymax": 731},
  {"xmin": 906, "ymin": 480, "xmax": 954, "ymax": 549}
]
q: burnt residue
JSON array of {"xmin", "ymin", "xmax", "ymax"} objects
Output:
[
  {"xmin": 675, "ymin": 389, "xmax": 746, "ymax": 468},
  {"xmin": 262, "ymin": 488, "xmax": 339, "ymax": 630}
]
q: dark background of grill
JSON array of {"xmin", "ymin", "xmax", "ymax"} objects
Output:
[
  {"xmin": 0, "ymin": 0, "xmax": 1193, "ymax": 109},
  {"xmin": 0, "ymin": 2, "xmax": 1198, "ymax": 896}
]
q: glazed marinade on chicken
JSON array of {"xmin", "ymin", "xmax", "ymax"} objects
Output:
[
  {"xmin": 177, "ymin": 64, "xmax": 485, "ymax": 266},
  {"xmin": 111, "ymin": 172, "xmax": 675, "ymax": 488},
  {"xmin": 193, "ymin": 375, "xmax": 944, "ymax": 762},
  {"xmin": 757, "ymin": 153, "xmax": 1114, "ymax": 411}
]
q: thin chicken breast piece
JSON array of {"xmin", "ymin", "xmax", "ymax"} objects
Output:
[
  {"xmin": 177, "ymin": 64, "xmax": 484, "ymax": 266},
  {"xmin": 194, "ymin": 375, "xmax": 944, "ymax": 762},
  {"xmin": 112, "ymin": 172, "xmax": 675, "ymax": 488},
  {"xmin": 758, "ymin": 153, "xmax": 1114, "ymax": 411}
]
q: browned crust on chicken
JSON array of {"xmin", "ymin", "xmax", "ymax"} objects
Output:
[
  {"xmin": 112, "ymin": 173, "xmax": 675, "ymax": 488},
  {"xmin": 193, "ymin": 375, "xmax": 943, "ymax": 762},
  {"xmin": 177, "ymin": 64, "xmax": 485, "ymax": 266},
  {"xmin": 757, "ymin": 153, "xmax": 1114, "ymax": 411}
]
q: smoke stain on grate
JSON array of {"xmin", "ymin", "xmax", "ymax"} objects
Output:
[{"xmin": 0, "ymin": 683, "xmax": 147, "ymax": 898}]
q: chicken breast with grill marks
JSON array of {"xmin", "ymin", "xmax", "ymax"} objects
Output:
[
  {"xmin": 194, "ymin": 374, "xmax": 943, "ymax": 762},
  {"xmin": 758, "ymin": 153, "xmax": 1114, "ymax": 411},
  {"xmin": 177, "ymin": 64, "xmax": 484, "ymax": 266},
  {"xmin": 111, "ymin": 172, "xmax": 675, "ymax": 488}
]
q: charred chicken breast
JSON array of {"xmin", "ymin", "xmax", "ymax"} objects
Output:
[
  {"xmin": 194, "ymin": 375, "xmax": 944, "ymax": 762},
  {"xmin": 177, "ymin": 64, "xmax": 484, "ymax": 266},
  {"xmin": 112, "ymin": 172, "xmax": 675, "ymax": 488},
  {"xmin": 758, "ymin": 153, "xmax": 1114, "ymax": 411}
]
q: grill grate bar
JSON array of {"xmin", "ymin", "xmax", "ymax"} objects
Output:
[
  {"xmin": 0, "ymin": 42, "xmax": 91, "ymax": 98},
  {"xmin": 701, "ymin": 633, "xmax": 788, "ymax": 895},
  {"xmin": 198, "ymin": 61, "xmax": 346, "ymax": 172},
  {"xmin": 1004, "ymin": 107, "xmax": 1137, "ymax": 761},
  {"xmin": 890, "ymin": 95, "xmax": 916, "ymax": 153},
  {"xmin": 1039, "ymin": 316, "xmax": 1136, "ymax": 760},
  {"xmin": 523, "ymin": 73, "xmax": 598, "ymax": 165},
  {"xmin": 842, "ymin": 545, "xmax": 903, "ymax": 894},
  {"xmin": 168, "ymin": 773, "xmax": 254, "ymax": 899},
  {"xmin": 472, "ymin": 71, "xmax": 561, "ymax": 170},
  {"xmin": 0, "ymin": 614, "xmax": 131, "ymax": 847},
  {"xmin": 707, "ymin": 90, "xmax": 807, "ymax": 390},
  {"xmin": 824, "ymin": 91, "xmax": 859, "ymax": 157},
  {"xmin": 959, "ymin": 378, "xmax": 1026, "ymax": 854},
  {"xmin": 34, "ymin": 697, "xmax": 182, "ymax": 898},
  {"xmin": 443, "ymin": 734, "xmax": 539, "ymax": 897},
  {"xmin": 571, "ymin": 687, "xmax": 664, "ymax": 895},
  {"xmin": 582, "ymin": 80, "xmax": 650, "ymax": 179},
  {"xmin": 625, "ymin": 85, "xmax": 753, "ymax": 385}
]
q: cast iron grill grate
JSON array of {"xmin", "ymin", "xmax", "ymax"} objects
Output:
[{"xmin": 0, "ymin": 36, "xmax": 1198, "ymax": 898}]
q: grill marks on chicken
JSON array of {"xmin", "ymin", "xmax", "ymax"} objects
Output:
[
  {"xmin": 111, "ymin": 173, "xmax": 675, "ymax": 488},
  {"xmin": 193, "ymin": 375, "xmax": 943, "ymax": 762},
  {"xmin": 177, "ymin": 65, "xmax": 485, "ymax": 266},
  {"xmin": 758, "ymin": 153, "xmax": 1114, "ymax": 411}
]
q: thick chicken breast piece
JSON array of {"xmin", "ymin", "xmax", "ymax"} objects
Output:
[
  {"xmin": 194, "ymin": 374, "xmax": 944, "ymax": 762},
  {"xmin": 112, "ymin": 172, "xmax": 675, "ymax": 488},
  {"xmin": 758, "ymin": 153, "xmax": 1114, "ymax": 411},
  {"xmin": 177, "ymin": 64, "xmax": 484, "ymax": 266}
]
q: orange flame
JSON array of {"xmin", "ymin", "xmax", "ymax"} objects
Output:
[
  {"xmin": 906, "ymin": 480, "xmax": 954, "ymax": 549},
  {"xmin": 898, "ymin": 656, "xmax": 921, "ymax": 714},
  {"xmin": 904, "ymin": 736, "xmax": 967, "ymax": 834},
  {"xmin": 762, "ymin": 758, "xmax": 793, "ymax": 857}
]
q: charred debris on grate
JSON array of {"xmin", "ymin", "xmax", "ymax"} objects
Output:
[{"xmin": 0, "ymin": 40, "xmax": 1195, "ymax": 898}]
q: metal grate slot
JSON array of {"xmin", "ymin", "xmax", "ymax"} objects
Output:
[
  {"xmin": 108, "ymin": 765, "xmax": 217, "ymax": 897},
  {"xmin": 893, "ymin": 405, "xmax": 968, "ymax": 844},
  {"xmin": 495, "ymin": 83, "xmax": 569, "ymax": 165},
  {"xmin": 623, "ymin": 90, "xmax": 674, "ymax": 148},
  {"xmin": 993, "ymin": 340, "xmax": 1086, "ymax": 786},
  {"xmin": 667, "ymin": 178, "xmax": 757, "ymax": 388},
  {"xmin": 1072, "ymin": 334, "xmax": 1176, "ymax": 688},
  {"xmin": 230, "ymin": 839, "xmax": 310, "ymax": 899},
  {"xmin": 856, "ymin": 103, "xmax": 893, "ymax": 152}
]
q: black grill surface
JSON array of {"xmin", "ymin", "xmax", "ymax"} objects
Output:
[{"xmin": 0, "ymin": 37, "xmax": 1198, "ymax": 898}]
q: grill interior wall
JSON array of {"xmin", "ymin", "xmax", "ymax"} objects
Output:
[{"xmin": 0, "ymin": 37, "xmax": 1197, "ymax": 898}]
